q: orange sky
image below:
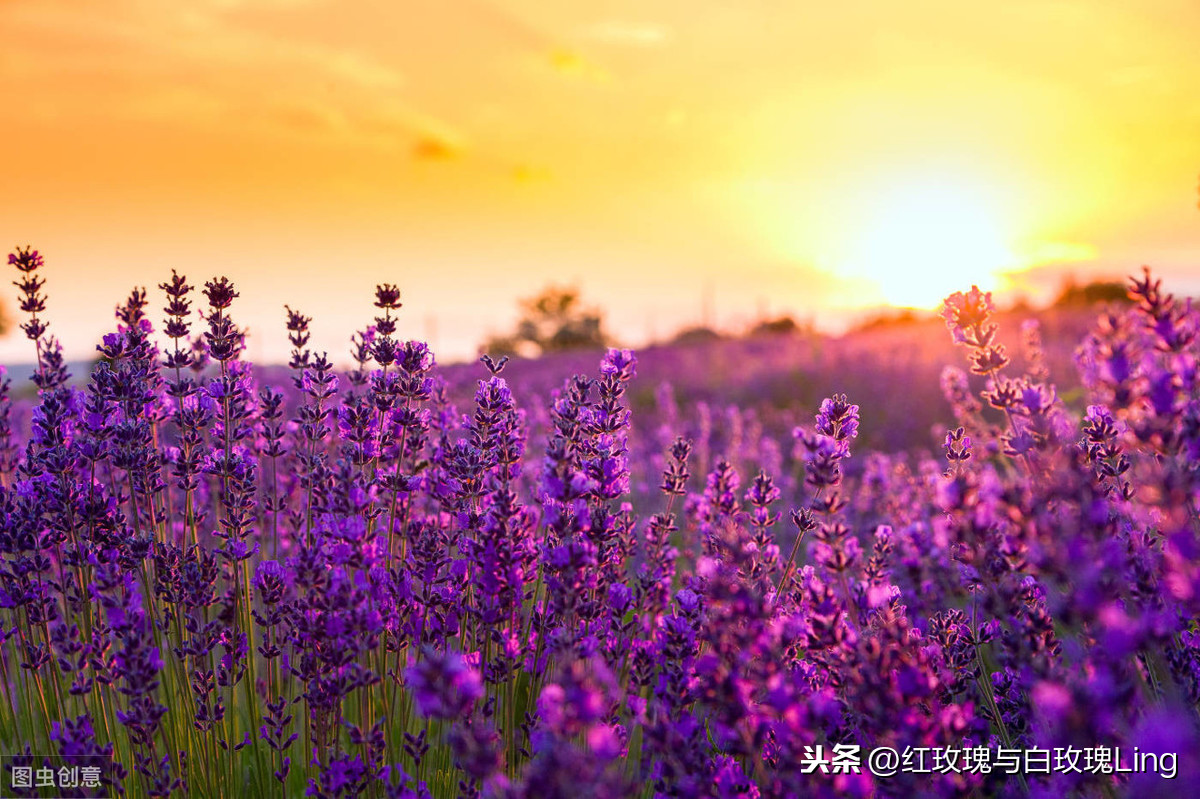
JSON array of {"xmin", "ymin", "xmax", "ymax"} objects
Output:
[{"xmin": 2, "ymin": 0, "xmax": 1199, "ymax": 364}]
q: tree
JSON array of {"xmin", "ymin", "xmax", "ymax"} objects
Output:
[
  {"xmin": 749, "ymin": 316, "xmax": 804, "ymax": 337},
  {"xmin": 482, "ymin": 285, "xmax": 611, "ymax": 357},
  {"xmin": 1053, "ymin": 279, "xmax": 1131, "ymax": 307},
  {"xmin": 668, "ymin": 325, "xmax": 723, "ymax": 345}
]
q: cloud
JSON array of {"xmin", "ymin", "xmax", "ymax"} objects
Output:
[
  {"xmin": 265, "ymin": 100, "xmax": 350, "ymax": 136},
  {"xmin": 412, "ymin": 133, "xmax": 461, "ymax": 161},
  {"xmin": 585, "ymin": 21, "xmax": 671, "ymax": 47},
  {"xmin": 3, "ymin": 2, "xmax": 407, "ymax": 94},
  {"xmin": 0, "ymin": 0, "xmax": 464, "ymax": 156},
  {"xmin": 547, "ymin": 48, "xmax": 610, "ymax": 82},
  {"xmin": 203, "ymin": 0, "xmax": 327, "ymax": 9}
]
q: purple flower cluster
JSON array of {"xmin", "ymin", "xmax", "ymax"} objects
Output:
[{"xmin": 2, "ymin": 249, "xmax": 1198, "ymax": 798}]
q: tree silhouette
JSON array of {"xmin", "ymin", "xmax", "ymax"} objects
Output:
[{"xmin": 483, "ymin": 285, "xmax": 611, "ymax": 357}]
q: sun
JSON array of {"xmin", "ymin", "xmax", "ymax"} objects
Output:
[{"xmin": 833, "ymin": 179, "xmax": 1019, "ymax": 308}]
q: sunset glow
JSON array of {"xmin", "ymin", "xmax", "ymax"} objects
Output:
[
  {"xmin": 830, "ymin": 180, "xmax": 1018, "ymax": 308},
  {"xmin": 1, "ymin": 1, "xmax": 1198, "ymax": 362}
]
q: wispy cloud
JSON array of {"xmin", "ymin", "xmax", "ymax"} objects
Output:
[
  {"xmin": 585, "ymin": 21, "xmax": 671, "ymax": 47},
  {"xmin": 546, "ymin": 48, "xmax": 610, "ymax": 82},
  {"xmin": 0, "ymin": 0, "xmax": 481, "ymax": 156},
  {"xmin": 412, "ymin": 132, "xmax": 463, "ymax": 161}
]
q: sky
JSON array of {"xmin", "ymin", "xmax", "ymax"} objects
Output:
[{"xmin": 2, "ymin": 0, "xmax": 1199, "ymax": 365}]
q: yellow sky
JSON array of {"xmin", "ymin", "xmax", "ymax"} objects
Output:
[{"xmin": 2, "ymin": 0, "xmax": 1199, "ymax": 363}]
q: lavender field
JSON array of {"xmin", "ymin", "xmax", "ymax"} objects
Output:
[{"xmin": 2, "ymin": 246, "xmax": 1198, "ymax": 798}]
